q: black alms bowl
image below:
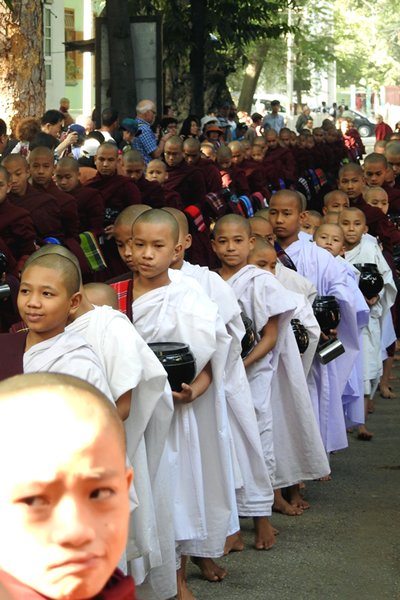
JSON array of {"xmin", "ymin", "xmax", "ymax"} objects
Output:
[
  {"xmin": 148, "ymin": 342, "xmax": 196, "ymax": 392},
  {"xmin": 354, "ymin": 263, "xmax": 384, "ymax": 299},
  {"xmin": 291, "ymin": 319, "xmax": 309, "ymax": 354},
  {"xmin": 240, "ymin": 312, "xmax": 256, "ymax": 358},
  {"xmin": 312, "ymin": 296, "xmax": 341, "ymax": 334}
]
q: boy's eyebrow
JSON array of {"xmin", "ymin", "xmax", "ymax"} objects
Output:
[{"xmin": 12, "ymin": 468, "xmax": 120, "ymax": 491}]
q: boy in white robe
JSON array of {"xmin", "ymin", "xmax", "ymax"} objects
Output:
[
  {"xmin": 339, "ymin": 207, "xmax": 397, "ymax": 440},
  {"xmin": 163, "ymin": 207, "xmax": 276, "ymax": 556},
  {"xmin": 130, "ymin": 209, "xmax": 238, "ymax": 600},
  {"xmin": 247, "ymin": 237, "xmax": 330, "ymax": 511},
  {"xmin": 268, "ymin": 191, "xmax": 361, "ymax": 458}
]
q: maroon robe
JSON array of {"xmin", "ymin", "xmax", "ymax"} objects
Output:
[
  {"xmin": 85, "ymin": 172, "xmax": 142, "ymax": 212},
  {"xmin": 135, "ymin": 175, "xmax": 165, "ymax": 208},
  {"xmin": 375, "ymin": 122, "xmax": 392, "ymax": 141},
  {"xmin": 241, "ymin": 159, "xmax": 267, "ymax": 194},
  {"xmin": 262, "ymin": 146, "xmax": 297, "ymax": 187},
  {"xmin": 0, "ymin": 198, "xmax": 36, "ymax": 259},
  {"xmin": 0, "ymin": 331, "xmax": 25, "ymax": 379},
  {"xmin": 219, "ymin": 165, "xmax": 251, "ymax": 197},
  {"xmin": 163, "ymin": 188, "xmax": 184, "ymax": 210},
  {"xmin": 383, "ymin": 183, "xmax": 400, "ymax": 215},
  {"xmin": 164, "ymin": 161, "xmax": 207, "ymax": 207},
  {"xmin": 8, "ymin": 184, "xmax": 64, "ymax": 244},
  {"xmin": 195, "ymin": 158, "xmax": 223, "ymax": 194},
  {"xmin": 32, "ymin": 181, "xmax": 80, "ymax": 241},
  {"xmin": 69, "ymin": 183, "xmax": 105, "ymax": 235},
  {"xmin": 0, "ymin": 569, "xmax": 136, "ymax": 600},
  {"xmin": 351, "ymin": 194, "xmax": 400, "ymax": 254},
  {"xmin": 0, "ymin": 237, "xmax": 20, "ymax": 333}
]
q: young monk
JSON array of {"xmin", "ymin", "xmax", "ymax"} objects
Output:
[
  {"xmin": 0, "ymin": 165, "xmax": 36, "ymax": 262},
  {"xmin": 183, "ymin": 138, "xmax": 222, "ymax": 193},
  {"xmin": 363, "ymin": 153, "xmax": 400, "ymax": 214},
  {"xmin": 145, "ymin": 159, "xmax": 183, "ymax": 209},
  {"xmin": 122, "ymin": 150, "xmax": 165, "ymax": 208},
  {"xmin": 163, "ymin": 136, "xmax": 207, "ymax": 207},
  {"xmin": 339, "ymin": 207, "xmax": 396, "ymax": 438},
  {"xmin": 83, "ymin": 281, "xmax": 119, "ymax": 309},
  {"xmin": 268, "ymin": 190, "xmax": 362, "ymax": 458},
  {"xmin": 299, "ymin": 209, "xmax": 323, "ymax": 235},
  {"xmin": 0, "ymin": 372, "xmax": 135, "ymax": 599},
  {"xmin": 131, "ymin": 210, "xmax": 238, "ymax": 599},
  {"xmin": 0, "ymin": 251, "xmax": 111, "ymax": 401},
  {"xmin": 246, "ymin": 236, "xmax": 329, "ymax": 511},
  {"xmin": 322, "ymin": 190, "xmax": 349, "ymax": 215},
  {"xmin": 163, "ymin": 207, "xmax": 276, "ymax": 553}
]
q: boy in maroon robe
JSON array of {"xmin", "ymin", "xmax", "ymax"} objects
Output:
[
  {"xmin": 183, "ymin": 138, "xmax": 222, "ymax": 194},
  {"xmin": 216, "ymin": 145, "xmax": 251, "ymax": 197},
  {"xmin": 54, "ymin": 157, "xmax": 105, "ymax": 235},
  {"xmin": 262, "ymin": 129, "xmax": 297, "ymax": 188},
  {"xmin": 375, "ymin": 115, "xmax": 392, "ymax": 141},
  {"xmin": 3, "ymin": 154, "xmax": 64, "ymax": 244},
  {"xmin": 163, "ymin": 136, "xmax": 207, "ymax": 207},
  {"xmin": 121, "ymin": 150, "xmax": 165, "ymax": 208},
  {"xmin": 363, "ymin": 153, "xmax": 400, "ymax": 214},
  {"xmin": 0, "ymin": 372, "xmax": 135, "ymax": 600},
  {"xmin": 145, "ymin": 159, "xmax": 183, "ymax": 209},
  {"xmin": 0, "ymin": 166, "xmax": 36, "ymax": 261},
  {"xmin": 229, "ymin": 140, "xmax": 266, "ymax": 195}
]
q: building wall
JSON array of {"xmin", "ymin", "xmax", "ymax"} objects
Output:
[{"xmin": 44, "ymin": 0, "xmax": 66, "ymax": 110}]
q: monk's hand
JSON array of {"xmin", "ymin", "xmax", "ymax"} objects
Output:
[
  {"xmin": 104, "ymin": 224, "xmax": 115, "ymax": 239},
  {"xmin": 320, "ymin": 331, "xmax": 330, "ymax": 342},
  {"xmin": 328, "ymin": 328, "xmax": 337, "ymax": 338},
  {"xmin": 366, "ymin": 295, "xmax": 379, "ymax": 307},
  {"xmin": 172, "ymin": 383, "xmax": 194, "ymax": 405}
]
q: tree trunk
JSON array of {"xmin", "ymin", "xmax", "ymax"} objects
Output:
[
  {"xmin": 105, "ymin": 0, "xmax": 136, "ymax": 118},
  {"xmin": 189, "ymin": 0, "xmax": 206, "ymax": 117},
  {"xmin": 0, "ymin": 0, "xmax": 45, "ymax": 133},
  {"xmin": 238, "ymin": 41, "xmax": 269, "ymax": 114}
]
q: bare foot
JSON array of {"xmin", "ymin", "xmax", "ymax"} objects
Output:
[
  {"xmin": 288, "ymin": 484, "xmax": 310, "ymax": 510},
  {"xmin": 380, "ymin": 385, "xmax": 396, "ymax": 399},
  {"xmin": 191, "ymin": 557, "xmax": 227, "ymax": 582},
  {"xmin": 273, "ymin": 489, "xmax": 303, "ymax": 516},
  {"xmin": 253, "ymin": 516, "xmax": 276, "ymax": 550},
  {"xmin": 357, "ymin": 425, "xmax": 373, "ymax": 441},
  {"xmin": 317, "ymin": 474, "xmax": 332, "ymax": 481},
  {"xmin": 224, "ymin": 531, "xmax": 244, "ymax": 555},
  {"xmin": 299, "ymin": 480, "xmax": 306, "ymax": 490},
  {"xmin": 367, "ymin": 398, "xmax": 375, "ymax": 414},
  {"xmin": 177, "ymin": 559, "xmax": 197, "ymax": 600}
]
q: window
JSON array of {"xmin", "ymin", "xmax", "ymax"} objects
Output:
[{"xmin": 44, "ymin": 7, "xmax": 52, "ymax": 80}]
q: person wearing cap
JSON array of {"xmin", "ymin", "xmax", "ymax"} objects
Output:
[
  {"xmin": 133, "ymin": 99, "xmax": 173, "ymax": 164},
  {"xmin": 120, "ymin": 118, "xmax": 142, "ymax": 153},
  {"xmin": 203, "ymin": 123, "xmax": 225, "ymax": 149},
  {"xmin": 262, "ymin": 100, "xmax": 285, "ymax": 134}
]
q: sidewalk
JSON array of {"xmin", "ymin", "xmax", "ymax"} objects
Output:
[{"xmin": 187, "ymin": 377, "xmax": 400, "ymax": 599}]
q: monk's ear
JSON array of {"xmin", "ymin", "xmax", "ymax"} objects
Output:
[
  {"xmin": 69, "ymin": 291, "xmax": 82, "ymax": 316},
  {"xmin": 184, "ymin": 234, "xmax": 192, "ymax": 250},
  {"xmin": 299, "ymin": 210, "xmax": 308, "ymax": 222},
  {"xmin": 173, "ymin": 242, "xmax": 183, "ymax": 260},
  {"xmin": 322, "ymin": 206, "xmax": 327, "ymax": 216},
  {"xmin": 248, "ymin": 235, "xmax": 256, "ymax": 251}
]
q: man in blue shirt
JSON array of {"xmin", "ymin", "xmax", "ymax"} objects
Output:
[
  {"xmin": 133, "ymin": 99, "xmax": 172, "ymax": 164},
  {"xmin": 262, "ymin": 100, "xmax": 285, "ymax": 134}
]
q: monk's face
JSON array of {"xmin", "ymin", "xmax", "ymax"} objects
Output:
[
  {"xmin": 18, "ymin": 265, "xmax": 80, "ymax": 342},
  {"xmin": 386, "ymin": 149, "xmax": 400, "ymax": 178},
  {"xmin": 339, "ymin": 210, "xmax": 367, "ymax": 250},
  {"xmin": 313, "ymin": 129, "xmax": 325, "ymax": 144},
  {"xmin": 0, "ymin": 170, "xmax": 11, "ymax": 204},
  {"xmin": 123, "ymin": 161, "xmax": 144, "ymax": 182},
  {"xmin": 200, "ymin": 145, "xmax": 215, "ymax": 161},
  {"xmin": 363, "ymin": 161, "xmax": 386, "ymax": 187},
  {"xmin": 0, "ymin": 389, "xmax": 132, "ymax": 600},
  {"xmin": 251, "ymin": 146, "xmax": 264, "ymax": 162},
  {"xmin": 299, "ymin": 212, "xmax": 321, "ymax": 235},
  {"xmin": 230, "ymin": 147, "xmax": 243, "ymax": 166},
  {"xmin": 338, "ymin": 170, "xmax": 365, "ymax": 199},
  {"xmin": 131, "ymin": 221, "xmax": 181, "ymax": 283},
  {"xmin": 323, "ymin": 192, "xmax": 349, "ymax": 215},
  {"xmin": 279, "ymin": 131, "xmax": 291, "ymax": 147},
  {"xmin": 313, "ymin": 224, "xmax": 344, "ymax": 257},
  {"xmin": 268, "ymin": 195, "xmax": 302, "ymax": 243},
  {"xmin": 183, "ymin": 145, "xmax": 200, "ymax": 166},
  {"xmin": 146, "ymin": 162, "xmax": 167, "ymax": 184},
  {"xmin": 3, "ymin": 158, "xmax": 30, "ymax": 196},
  {"xmin": 365, "ymin": 189, "xmax": 389, "ymax": 215},
  {"xmin": 164, "ymin": 143, "xmax": 183, "ymax": 168},
  {"xmin": 55, "ymin": 166, "xmax": 80, "ymax": 193},
  {"xmin": 29, "ymin": 153, "xmax": 54, "ymax": 187},
  {"xmin": 249, "ymin": 218, "xmax": 275, "ymax": 244},
  {"xmin": 113, "ymin": 223, "xmax": 135, "ymax": 271},
  {"xmin": 265, "ymin": 132, "xmax": 279, "ymax": 150},
  {"xmin": 211, "ymin": 222, "xmax": 254, "ymax": 272},
  {"xmin": 248, "ymin": 246, "xmax": 277, "ymax": 275},
  {"xmin": 95, "ymin": 147, "xmax": 118, "ymax": 176}
]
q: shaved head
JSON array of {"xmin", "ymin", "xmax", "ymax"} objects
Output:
[
  {"xmin": 162, "ymin": 207, "xmax": 189, "ymax": 236},
  {"xmin": 123, "ymin": 150, "xmax": 144, "ymax": 165},
  {"xmin": 96, "ymin": 142, "xmax": 118, "ymax": 157},
  {"xmin": 28, "ymin": 146, "xmax": 53, "ymax": 163},
  {"xmin": 3, "ymin": 154, "xmax": 28, "ymax": 169},
  {"xmin": 83, "ymin": 283, "xmax": 119, "ymax": 310},
  {"xmin": 228, "ymin": 141, "xmax": 243, "ymax": 153},
  {"xmin": 133, "ymin": 208, "xmax": 179, "ymax": 243},
  {"xmin": 23, "ymin": 251, "xmax": 81, "ymax": 296},
  {"xmin": 165, "ymin": 136, "xmax": 183, "ymax": 150},
  {"xmin": 386, "ymin": 140, "xmax": 400, "ymax": 156},
  {"xmin": 340, "ymin": 206, "xmax": 367, "ymax": 224},
  {"xmin": 183, "ymin": 138, "xmax": 200, "ymax": 151},
  {"xmin": 364, "ymin": 152, "xmax": 387, "ymax": 167},
  {"xmin": 213, "ymin": 214, "xmax": 251, "ymax": 238},
  {"xmin": 147, "ymin": 159, "xmax": 166, "ymax": 172},
  {"xmin": 270, "ymin": 189, "xmax": 304, "ymax": 212},
  {"xmin": 338, "ymin": 163, "xmax": 364, "ymax": 178},
  {"xmin": 56, "ymin": 156, "xmax": 79, "ymax": 172},
  {"xmin": 114, "ymin": 204, "xmax": 151, "ymax": 228},
  {"xmin": 24, "ymin": 244, "xmax": 82, "ymax": 287}
]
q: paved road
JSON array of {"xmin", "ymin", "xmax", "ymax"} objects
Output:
[{"xmin": 187, "ymin": 371, "xmax": 400, "ymax": 600}]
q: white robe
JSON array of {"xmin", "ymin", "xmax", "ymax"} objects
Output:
[
  {"xmin": 132, "ymin": 278, "xmax": 238, "ymax": 558},
  {"xmin": 286, "ymin": 239, "xmax": 362, "ymax": 452},
  {"xmin": 23, "ymin": 330, "xmax": 112, "ymax": 401},
  {"xmin": 226, "ymin": 265, "xmax": 296, "ymax": 484},
  {"xmin": 180, "ymin": 261, "xmax": 274, "ymax": 517},
  {"xmin": 345, "ymin": 237, "xmax": 397, "ymax": 397},
  {"xmin": 66, "ymin": 306, "xmax": 176, "ymax": 599}
]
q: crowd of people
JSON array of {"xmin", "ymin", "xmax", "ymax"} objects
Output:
[{"xmin": 0, "ymin": 95, "xmax": 400, "ymax": 600}]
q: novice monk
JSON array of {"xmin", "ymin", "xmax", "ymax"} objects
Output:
[
  {"xmin": 299, "ymin": 209, "xmax": 323, "ymax": 235},
  {"xmin": 268, "ymin": 191, "xmax": 362, "ymax": 458},
  {"xmin": 0, "ymin": 372, "xmax": 135, "ymax": 599},
  {"xmin": 163, "ymin": 207, "xmax": 276, "ymax": 553},
  {"xmin": 322, "ymin": 190, "xmax": 349, "ymax": 215},
  {"xmin": 84, "ymin": 281, "xmax": 119, "ymax": 309},
  {"xmin": 3, "ymin": 154, "xmax": 64, "ymax": 244},
  {"xmin": 0, "ymin": 251, "xmax": 112, "ymax": 401},
  {"xmin": 212, "ymin": 215, "xmax": 304, "ymax": 512},
  {"xmin": 163, "ymin": 136, "xmax": 207, "ymax": 206},
  {"xmin": 246, "ymin": 236, "xmax": 329, "ymax": 512},
  {"xmin": 183, "ymin": 137, "xmax": 222, "ymax": 193},
  {"xmin": 122, "ymin": 150, "xmax": 165, "ymax": 208},
  {"xmin": 0, "ymin": 165, "xmax": 36, "ymax": 262},
  {"xmin": 340, "ymin": 208, "xmax": 397, "ymax": 433},
  {"xmin": 131, "ymin": 210, "xmax": 238, "ymax": 599},
  {"xmin": 145, "ymin": 159, "xmax": 183, "ymax": 209},
  {"xmin": 363, "ymin": 153, "xmax": 400, "ymax": 214}
]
